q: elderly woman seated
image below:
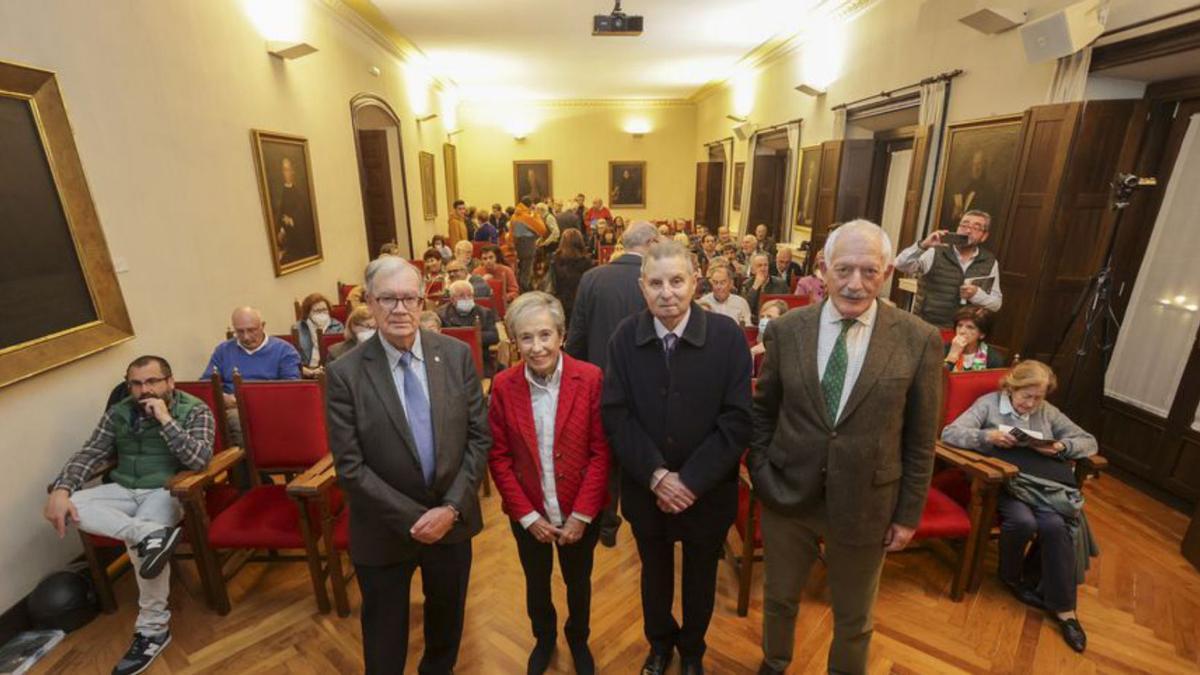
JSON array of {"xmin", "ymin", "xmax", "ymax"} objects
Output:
[
  {"xmin": 418, "ymin": 310, "xmax": 442, "ymax": 333},
  {"xmin": 945, "ymin": 306, "xmax": 1005, "ymax": 371},
  {"xmin": 751, "ymin": 299, "xmax": 789, "ymax": 357},
  {"xmin": 327, "ymin": 305, "xmax": 376, "ymax": 363},
  {"xmin": 941, "ymin": 360, "xmax": 1097, "ymax": 653},
  {"xmin": 293, "ymin": 292, "xmax": 345, "ymax": 378},
  {"xmin": 487, "ymin": 291, "xmax": 610, "ymax": 675},
  {"xmin": 436, "ymin": 280, "xmax": 499, "ymax": 373}
]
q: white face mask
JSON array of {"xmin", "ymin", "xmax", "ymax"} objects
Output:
[
  {"xmin": 353, "ymin": 328, "xmax": 376, "ymax": 343},
  {"xmin": 455, "ymin": 299, "xmax": 475, "ymax": 313},
  {"xmin": 310, "ymin": 311, "xmax": 331, "ymax": 330},
  {"xmin": 758, "ymin": 317, "xmax": 771, "ymax": 334}
]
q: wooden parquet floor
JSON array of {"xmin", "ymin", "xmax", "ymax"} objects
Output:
[{"xmin": 31, "ymin": 474, "xmax": 1200, "ymax": 674}]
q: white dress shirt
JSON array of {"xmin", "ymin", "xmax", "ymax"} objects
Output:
[
  {"xmin": 239, "ymin": 335, "xmax": 272, "ymax": 356},
  {"xmin": 379, "ymin": 332, "xmax": 432, "ymax": 423},
  {"xmin": 817, "ymin": 299, "xmax": 879, "ymax": 423},
  {"xmin": 894, "ymin": 242, "xmax": 1003, "ymax": 312},
  {"xmin": 699, "ymin": 292, "xmax": 752, "ymax": 326},
  {"xmin": 517, "ymin": 354, "xmax": 592, "ymax": 529}
]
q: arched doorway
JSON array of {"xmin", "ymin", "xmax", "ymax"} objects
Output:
[{"xmin": 350, "ymin": 94, "xmax": 414, "ymax": 260}]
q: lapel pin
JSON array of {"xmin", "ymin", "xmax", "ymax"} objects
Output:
[{"xmin": 434, "ymin": 356, "xmax": 441, "ymax": 363}]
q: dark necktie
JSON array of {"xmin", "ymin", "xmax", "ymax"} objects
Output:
[
  {"xmin": 662, "ymin": 333, "xmax": 678, "ymax": 368},
  {"xmin": 821, "ymin": 319, "xmax": 855, "ymax": 424},
  {"xmin": 398, "ymin": 351, "xmax": 436, "ymax": 485}
]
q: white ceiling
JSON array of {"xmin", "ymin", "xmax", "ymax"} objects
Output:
[{"xmin": 369, "ymin": 0, "xmax": 842, "ymax": 100}]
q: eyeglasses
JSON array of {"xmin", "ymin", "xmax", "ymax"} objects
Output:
[
  {"xmin": 375, "ymin": 295, "xmax": 425, "ymax": 312},
  {"xmin": 958, "ymin": 222, "xmax": 988, "ymax": 233},
  {"xmin": 128, "ymin": 377, "xmax": 169, "ymax": 388}
]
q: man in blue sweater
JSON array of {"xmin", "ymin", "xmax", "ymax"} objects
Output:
[{"xmin": 202, "ymin": 306, "xmax": 301, "ymax": 445}]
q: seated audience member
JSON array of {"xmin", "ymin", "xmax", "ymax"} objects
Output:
[
  {"xmin": 736, "ymin": 234, "xmax": 758, "ymax": 269},
  {"xmin": 44, "ymin": 355, "xmax": 213, "ymax": 675},
  {"xmin": 437, "ymin": 280, "xmax": 500, "ymax": 372},
  {"xmin": 530, "ymin": 256, "xmax": 554, "ymax": 294},
  {"xmin": 693, "ymin": 255, "xmax": 714, "ymax": 297},
  {"xmin": 608, "ymin": 242, "xmax": 626, "ymax": 261},
  {"xmin": 447, "ymin": 258, "xmax": 492, "ymax": 299},
  {"xmin": 700, "ymin": 265, "xmax": 752, "ymax": 326},
  {"xmin": 431, "ymin": 234, "xmax": 454, "ymax": 262},
  {"xmin": 793, "ymin": 248, "xmax": 827, "ymax": 302},
  {"xmin": 894, "ymin": 209, "xmax": 1002, "ymax": 328},
  {"xmin": 378, "ymin": 241, "xmax": 401, "ymax": 257},
  {"xmin": 552, "ymin": 229, "xmax": 594, "ymax": 325},
  {"xmin": 774, "ymin": 246, "xmax": 803, "ymax": 288},
  {"xmin": 696, "ymin": 234, "xmax": 718, "ymax": 273},
  {"xmin": 584, "ymin": 198, "xmax": 612, "ymax": 229},
  {"xmin": 419, "ymin": 310, "xmax": 443, "ymax": 333},
  {"xmin": 294, "ymin": 293, "xmax": 345, "ymax": 378},
  {"xmin": 474, "ymin": 245, "xmax": 520, "ymax": 303},
  {"xmin": 423, "ymin": 248, "xmax": 449, "ymax": 295},
  {"xmin": 741, "ymin": 252, "xmax": 791, "ymax": 321},
  {"xmin": 487, "ymin": 291, "xmax": 610, "ymax": 675},
  {"xmin": 945, "ymin": 306, "xmax": 1005, "ymax": 371},
  {"xmin": 751, "ymin": 299, "xmax": 789, "ymax": 357},
  {"xmin": 754, "ymin": 223, "xmax": 777, "ymax": 257},
  {"xmin": 716, "ymin": 225, "xmax": 733, "ymax": 248},
  {"xmin": 611, "ymin": 215, "xmax": 626, "ymax": 233},
  {"xmin": 657, "ymin": 224, "xmax": 671, "ymax": 237},
  {"xmin": 204, "ymin": 307, "xmax": 301, "ymax": 444},
  {"xmin": 672, "ymin": 233, "xmax": 691, "ymax": 249},
  {"xmin": 328, "ymin": 305, "xmax": 376, "ymax": 363},
  {"xmin": 941, "ymin": 360, "xmax": 1097, "ymax": 653},
  {"xmin": 345, "ymin": 284, "xmax": 367, "ymax": 311},
  {"xmin": 454, "ymin": 239, "xmax": 479, "ymax": 272}
]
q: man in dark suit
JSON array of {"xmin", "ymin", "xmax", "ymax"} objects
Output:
[
  {"xmin": 326, "ymin": 256, "xmax": 490, "ymax": 675},
  {"xmin": 602, "ymin": 240, "xmax": 753, "ymax": 675},
  {"xmin": 773, "ymin": 246, "xmax": 803, "ymax": 288},
  {"xmin": 749, "ymin": 220, "xmax": 942, "ymax": 675},
  {"xmin": 565, "ymin": 221, "xmax": 659, "ymax": 547}
]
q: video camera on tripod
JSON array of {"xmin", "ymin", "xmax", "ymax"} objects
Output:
[{"xmin": 1111, "ymin": 173, "xmax": 1158, "ymax": 210}]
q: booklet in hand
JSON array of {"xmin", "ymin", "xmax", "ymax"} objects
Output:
[{"xmin": 965, "ymin": 276, "xmax": 994, "ymax": 294}]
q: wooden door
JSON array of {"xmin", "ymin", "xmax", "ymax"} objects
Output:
[
  {"xmin": 811, "ymin": 141, "xmax": 844, "ymax": 257},
  {"xmin": 694, "ymin": 162, "xmax": 724, "ymax": 230},
  {"xmin": 891, "ymin": 126, "xmax": 932, "ymax": 305},
  {"xmin": 748, "ymin": 153, "xmax": 785, "ymax": 240},
  {"xmin": 833, "ymin": 139, "xmax": 876, "ymax": 225},
  {"xmin": 356, "ymin": 129, "xmax": 398, "ymax": 259}
]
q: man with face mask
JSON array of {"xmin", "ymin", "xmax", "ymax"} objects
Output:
[
  {"xmin": 436, "ymin": 280, "xmax": 499, "ymax": 374},
  {"xmin": 43, "ymin": 355, "xmax": 214, "ymax": 675}
]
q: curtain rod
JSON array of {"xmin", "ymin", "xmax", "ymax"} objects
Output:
[
  {"xmin": 831, "ymin": 69, "xmax": 963, "ymax": 111},
  {"xmin": 753, "ymin": 118, "xmax": 803, "ymax": 135},
  {"xmin": 704, "ymin": 136, "xmax": 734, "ymax": 147}
]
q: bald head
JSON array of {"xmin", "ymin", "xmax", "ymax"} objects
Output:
[{"xmin": 231, "ymin": 306, "xmax": 266, "ymax": 350}]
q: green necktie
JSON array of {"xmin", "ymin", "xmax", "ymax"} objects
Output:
[{"xmin": 821, "ymin": 318, "xmax": 855, "ymax": 423}]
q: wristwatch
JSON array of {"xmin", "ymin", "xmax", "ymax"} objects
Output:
[{"xmin": 444, "ymin": 503, "xmax": 462, "ymax": 522}]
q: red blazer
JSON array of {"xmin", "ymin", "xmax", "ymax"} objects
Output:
[{"xmin": 488, "ymin": 353, "xmax": 611, "ymax": 524}]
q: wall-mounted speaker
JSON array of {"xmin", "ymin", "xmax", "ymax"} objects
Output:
[
  {"xmin": 1019, "ymin": 0, "xmax": 1107, "ymax": 63},
  {"xmin": 733, "ymin": 121, "xmax": 756, "ymax": 141}
]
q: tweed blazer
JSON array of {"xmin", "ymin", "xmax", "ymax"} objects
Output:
[{"xmin": 747, "ymin": 300, "xmax": 943, "ymax": 546}]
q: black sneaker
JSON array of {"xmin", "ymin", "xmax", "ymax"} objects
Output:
[
  {"xmin": 136, "ymin": 527, "xmax": 182, "ymax": 579},
  {"xmin": 113, "ymin": 631, "xmax": 171, "ymax": 675}
]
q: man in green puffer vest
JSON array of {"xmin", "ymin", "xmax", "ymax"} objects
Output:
[
  {"xmin": 894, "ymin": 210, "xmax": 1003, "ymax": 328},
  {"xmin": 43, "ymin": 355, "xmax": 214, "ymax": 675}
]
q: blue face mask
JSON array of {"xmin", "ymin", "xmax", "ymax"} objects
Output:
[
  {"xmin": 758, "ymin": 317, "xmax": 770, "ymax": 334},
  {"xmin": 455, "ymin": 299, "xmax": 475, "ymax": 314}
]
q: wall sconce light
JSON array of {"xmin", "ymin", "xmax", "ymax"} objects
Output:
[
  {"xmin": 267, "ymin": 40, "xmax": 318, "ymax": 60},
  {"xmin": 1158, "ymin": 295, "xmax": 1199, "ymax": 312},
  {"xmin": 794, "ymin": 82, "xmax": 827, "ymax": 97},
  {"xmin": 624, "ymin": 119, "xmax": 652, "ymax": 138},
  {"xmin": 725, "ymin": 114, "xmax": 748, "ymax": 123},
  {"xmin": 513, "ymin": 134, "xmax": 527, "ymax": 142},
  {"xmin": 446, "ymin": 128, "xmax": 464, "ymax": 139},
  {"xmin": 416, "ymin": 113, "xmax": 439, "ymax": 123}
]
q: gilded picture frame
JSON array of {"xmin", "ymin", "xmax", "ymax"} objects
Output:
[
  {"xmin": 443, "ymin": 143, "xmax": 459, "ymax": 214},
  {"xmin": 0, "ymin": 60, "xmax": 134, "ymax": 389},
  {"xmin": 609, "ymin": 161, "xmax": 646, "ymax": 208},
  {"xmin": 251, "ymin": 129, "xmax": 324, "ymax": 276},
  {"xmin": 419, "ymin": 150, "xmax": 437, "ymax": 220},
  {"xmin": 931, "ymin": 114, "xmax": 1024, "ymax": 238},
  {"xmin": 513, "ymin": 160, "xmax": 553, "ymax": 205}
]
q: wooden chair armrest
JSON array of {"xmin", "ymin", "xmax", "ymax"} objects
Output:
[
  {"xmin": 168, "ymin": 447, "xmax": 245, "ymax": 499},
  {"xmin": 935, "ymin": 442, "xmax": 1012, "ymax": 482},
  {"xmin": 286, "ymin": 454, "xmax": 337, "ymax": 497},
  {"xmin": 1078, "ymin": 454, "xmax": 1108, "ymax": 472}
]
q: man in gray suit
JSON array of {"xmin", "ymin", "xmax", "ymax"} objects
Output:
[
  {"xmin": 326, "ymin": 255, "xmax": 490, "ymax": 675},
  {"xmin": 749, "ymin": 220, "xmax": 942, "ymax": 675}
]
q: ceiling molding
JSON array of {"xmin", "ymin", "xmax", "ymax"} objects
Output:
[
  {"xmin": 463, "ymin": 98, "xmax": 696, "ymax": 110},
  {"xmin": 320, "ymin": 0, "xmax": 455, "ymax": 92}
]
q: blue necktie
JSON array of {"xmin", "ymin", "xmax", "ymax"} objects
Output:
[
  {"xmin": 662, "ymin": 333, "xmax": 678, "ymax": 367},
  {"xmin": 398, "ymin": 351, "xmax": 436, "ymax": 485}
]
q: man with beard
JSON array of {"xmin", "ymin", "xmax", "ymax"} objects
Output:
[
  {"xmin": 44, "ymin": 355, "xmax": 214, "ymax": 675},
  {"xmin": 894, "ymin": 209, "xmax": 1002, "ymax": 328},
  {"xmin": 274, "ymin": 156, "xmax": 317, "ymax": 265}
]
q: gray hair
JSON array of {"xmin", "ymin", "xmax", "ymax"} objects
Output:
[
  {"xmin": 447, "ymin": 279, "xmax": 474, "ymax": 296},
  {"xmin": 641, "ymin": 240, "xmax": 695, "ymax": 276},
  {"xmin": 962, "ymin": 209, "xmax": 992, "ymax": 229},
  {"xmin": 750, "ymin": 252, "xmax": 771, "ymax": 266},
  {"xmin": 364, "ymin": 255, "xmax": 422, "ymax": 295},
  {"xmin": 505, "ymin": 291, "xmax": 566, "ymax": 337},
  {"xmin": 823, "ymin": 219, "xmax": 894, "ymax": 267},
  {"xmin": 622, "ymin": 221, "xmax": 659, "ymax": 251}
]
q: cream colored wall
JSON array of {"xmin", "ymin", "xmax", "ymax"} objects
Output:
[
  {"xmin": 455, "ymin": 102, "xmax": 697, "ymax": 221},
  {"xmin": 0, "ymin": 0, "xmax": 448, "ymax": 610}
]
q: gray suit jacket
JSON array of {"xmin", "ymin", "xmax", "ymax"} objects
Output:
[
  {"xmin": 748, "ymin": 301, "xmax": 942, "ymax": 546},
  {"xmin": 326, "ymin": 330, "xmax": 491, "ymax": 565}
]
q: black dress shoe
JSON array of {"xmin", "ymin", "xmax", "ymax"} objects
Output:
[
  {"xmin": 757, "ymin": 663, "xmax": 785, "ymax": 675},
  {"xmin": 682, "ymin": 661, "xmax": 705, "ymax": 675},
  {"xmin": 1056, "ymin": 617, "xmax": 1087, "ymax": 653},
  {"xmin": 1002, "ymin": 579, "xmax": 1045, "ymax": 610},
  {"xmin": 527, "ymin": 639, "xmax": 555, "ymax": 675},
  {"xmin": 568, "ymin": 640, "xmax": 595, "ymax": 675},
  {"xmin": 640, "ymin": 649, "xmax": 672, "ymax": 675},
  {"xmin": 599, "ymin": 528, "xmax": 618, "ymax": 548}
]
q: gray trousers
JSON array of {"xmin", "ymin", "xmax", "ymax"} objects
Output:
[
  {"xmin": 515, "ymin": 236, "xmax": 537, "ymax": 291},
  {"xmin": 760, "ymin": 504, "xmax": 886, "ymax": 675},
  {"xmin": 71, "ymin": 483, "xmax": 182, "ymax": 636}
]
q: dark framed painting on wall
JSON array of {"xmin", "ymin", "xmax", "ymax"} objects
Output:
[
  {"xmin": 609, "ymin": 161, "xmax": 646, "ymax": 208},
  {"xmin": 443, "ymin": 143, "xmax": 459, "ymax": 214},
  {"xmin": 932, "ymin": 114, "xmax": 1024, "ymax": 237},
  {"xmin": 795, "ymin": 145, "xmax": 822, "ymax": 227},
  {"xmin": 0, "ymin": 60, "xmax": 133, "ymax": 388},
  {"xmin": 513, "ymin": 160, "xmax": 552, "ymax": 204},
  {"xmin": 419, "ymin": 150, "xmax": 437, "ymax": 220},
  {"xmin": 732, "ymin": 162, "xmax": 745, "ymax": 210},
  {"xmin": 251, "ymin": 129, "xmax": 323, "ymax": 276}
]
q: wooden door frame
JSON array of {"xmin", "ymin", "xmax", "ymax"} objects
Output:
[{"xmin": 349, "ymin": 94, "xmax": 415, "ymax": 260}]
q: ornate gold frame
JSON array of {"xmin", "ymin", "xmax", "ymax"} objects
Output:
[
  {"xmin": 608, "ymin": 160, "xmax": 647, "ymax": 209},
  {"xmin": 250, "ymin": 129, "xmax": 324, "ymax": 276},
  {"xmin": 930, "ymin": 114, "xmax": 1025, "ymax": 237},
  {"xmin": 0, "ymin": 60, "xmax": 133, "ymax": 389}
]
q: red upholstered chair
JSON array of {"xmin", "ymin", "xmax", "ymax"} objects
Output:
[
  {"xmin": 411, "ymin": 258, "xmax": 425, "ymax": 274},
  {"xmin": 485, "ymin": 278, "xmax": 507, "ymax": 317},
  {"xmin": 329, "ymin": 303, "xmax": 350, "ymax": 326},
  {"xmin": 725, "ymin": 458, "xmax": 762, "ymax": 617},
  {"xmin": 318, "ymin": 330, "xmax": 345, "ymax": 365},
  {"xmin": 597, "ymin": 245, "xmax": 615, "ymax": 264},
  {"xmin": 759, "ymin": 294, "xmax": 810, "ymax": 312},
  {"xmin": 742, "ymin": 325, "xmax": 758, "ymax": 348},
  {"xmin": 939, "ymin": 327, "xmax": 956, "ymax": 345},
  {"xmin": 179, "ymin": 374, "xmax": 340, "ymax": 614},
  {"xmin": 442, "ymin": 321, "xmax": 485, "ymax": 381},
  {"xmin": 337, "ymin": 281, "xmax": 355, "ymax": 305},
  {"xmin": 288, "ymin": 456, "xmax": 354, "ymax": 616},
  {"xmin": 472, "ymin": 240, "xmax": 488, "ymax": 260}
]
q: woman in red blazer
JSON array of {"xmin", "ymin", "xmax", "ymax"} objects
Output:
[{"xmin": 488, "ymin": 292, "xmax": 610, "ymax": 675}]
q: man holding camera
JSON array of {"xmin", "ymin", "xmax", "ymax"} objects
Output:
[{"xmin": 894, "ymin": 209, "xmax": 1002, "ymax": 328}]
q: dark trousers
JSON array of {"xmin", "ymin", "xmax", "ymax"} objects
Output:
[
  {"xmin": 633, "ymin": 531, "xmax": 724, "ymax": 663},
  {"xmin": 515, "ymin": 236, "xmax": 537, "ymax": 291},
  {"xmin": 510, "ymin": 519, "xmax": 601, "ymax": 644},
  {"xmin": 997, "ymin": 493, "xmax": 1076, "ymax": 612},
  {"xmin": 355, "ymin": 540, "xmax": 472, "ymax": 675},
  {"xmin": 599, "ymin": 462, "xmax": 623, "ymax": 537}
]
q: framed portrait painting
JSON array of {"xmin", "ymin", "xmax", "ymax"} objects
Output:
[
  {"xmin": 609, "ymin": 161, "xmax": 646, "ymax": 208},
  {"xmin": 932, "ymin": 115, "xmax": 1024, "ymax": 237},
  {"xmin": 732, "ymin": 162, "xmax": 745, "ymax": 210},
  {"xmin": 251, "ymin": 130, "xmax": 323, "ymax": 276},
  {"xmin": 443, "ymin": 143, "xmax": 459, "ymax": 214},
  {"xmin": 0, "ymin": 60, "xmax": 133, "ymax": 389},
  {"xmin": 513, "ymin": 160, "xmax": 552, "ymax": 204},
  {"xmin": 419, "ymin": 150, "xmax": 437, "ymax": 220},
  {"xmin": 795, "ymin": 145, "xmax": 822, "ymax": 227}
]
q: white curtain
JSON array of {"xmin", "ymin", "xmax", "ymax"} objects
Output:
[
  {"xmin": 914, "ymin": 79, "xmax": 948, "ymax": 239},
  {"xmin": 779, "ymin": 122, "xmax": 803, "ymax": 244},
  {"xmin": 1106, "ymin": 114, "xmax": 1200, "ymax": 417},
  {"xmin": 1046, "ymin": 47, "xmax": 1093, "ymax": 104},
  {"xmin": 738, "ymin": 132, "xmax": 759, "ymax": 233}
]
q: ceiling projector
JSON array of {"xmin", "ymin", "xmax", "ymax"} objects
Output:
[{"xmin": 593, "ymin": 1, "xmax": 643, "ymax": 36}]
